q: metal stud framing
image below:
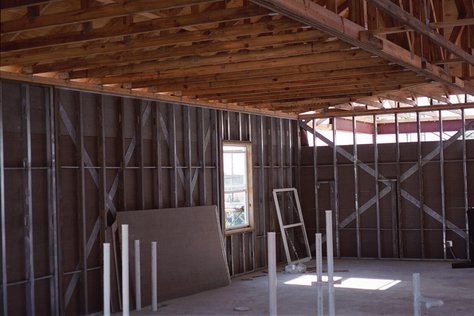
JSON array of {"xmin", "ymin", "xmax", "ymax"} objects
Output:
[
  {"xmin": 1, "ymin": 79, "xmax": 300, "ymax": 314},
  {"xmin": 416, "ymin": 111, "xmax": 425, "ymax": 259},
  {"xmin": 302, "ymin": 107, "xmax": 473, "ymax": 260},
  {"xmin": 373, "ymin": 115, "xmax": 381, "ymax": 259},
  {"xmin": 395, "ymin": 113, "xmax": 402, "ymax": 258},
  {"xmin": 439, "ymin": 111, "xmax": 447, "ymax": 259},
  {"xmin": 0, "ymin": 81, "xmax": 7, "ymax": 316},
  {"xmin": 313, "ymin": 119, "xmax": 319, "ymax": 233},
  {"xmin": 258, "ymin": 115, "xmax": 266, "ymax": 267},
  {"xmin": 352, "ymin": 116, "xmax": 361, "ymax": 258},
  {"xmin": 78, "ymin": 92, "xmax": 89, "ymax": 314},
  {"xmin": 22, "ymin": 83, "xmax": 35, "ymax": 316},
  {"xmin": 461, "ymin": 109, "xmax": 470, "ymax": 258},
  {"xmin": 332, "ymin": 118, "xmax": 341, "ymax": 257}
]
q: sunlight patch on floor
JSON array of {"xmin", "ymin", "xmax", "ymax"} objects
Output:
[{"xmin": 284, "ymin": 275, "xmax": 401, "ymax": 290}]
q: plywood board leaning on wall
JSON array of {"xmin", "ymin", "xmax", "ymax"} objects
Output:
[{"xmin": 117, "ymin": 206, "xmax": 230, "ymax": 308}]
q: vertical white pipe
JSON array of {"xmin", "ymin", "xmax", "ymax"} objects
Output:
[
  {"xmin": 134, "ymin": 240, "xmax": 141, "ymax": 311},
  {"xmin": 413, "ymin": 273, "xmax": 421, "ymax": 316},
  {"xmin": 151, "ymin": 241, "xmax": 158, "ymax": 311},
  {"xmin": 268, "ymin": 232, "xmax": 277, "ymax": 316},
  {"xmin": 326, "ymin": 210, "xmax": 335, "ymax": 316},
  {"xmin": 103, "ymin": 243, "xmax": 110, "ymax": 316},
  {"xmin": 121, "ymin": 225, "xmax": 129, "ymax": 316},
  {"xmin": 316, "ymin": 233, "xmax": 323, "ymax": 316}
]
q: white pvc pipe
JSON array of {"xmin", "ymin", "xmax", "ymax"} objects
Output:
[
  {"xmin": 134, "ymin": 240, "xmax": 141, "ymax": 311},
  {"xmin": 326, "ymin": 210, "xmax": 335, "ymax": 316},
  {"xmin": 315, "ymin": 233, "xmax": 323, "ymax": 316},
  {"xmin": 103, "ymin": 243, "xmax": 110, "ymax": 316},
  {"xmin": 151, "ymin": 241, "xmax": 158, "ymax": 311},
  {"xmin": 268, "ymin": 232, "xmax": 277, "ymax": 316},
  {"xmin": 413, "ymin": 273, "xmax": 421, "ymax": 316},
  {"xmin": 413, "ymin": 272, "xmax": 442, "ymax": 315},
  {"xmin": 121, "ymin": 225, "xmax": 130, "ymax": 316}
]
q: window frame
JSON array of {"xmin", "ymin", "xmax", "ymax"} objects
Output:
[{"xmin": 222, "ymin": 141, "xmax": 254, "ymax": 235}]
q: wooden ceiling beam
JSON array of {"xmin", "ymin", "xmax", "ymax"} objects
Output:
[
  {"xmin": 371, "ymin": 18, "xmax": 474, "ymax": 35},
  {"xmin": 365, "ymin": 0, "xmax": 474, "ymax": 66},
  {"xmin": 215, "ymin": 83, "xmax": 421, "ymax": 103},
  {"xmin": 408, "ymin": 90, "xmax": 452, "ymax": 104},
  {"xmin": 27, "ymin": 29, "xmax": 328, "ymax": 73},
  {"xmin": 1, "ymin": 0, "xmax": 220, "ymax": 35},
  {"xmin": 197, "ymin": 79, "xmax": 427, "ymax": 101},
  {"xmin": 1, "ymin": 18, "xmax": 301, "ymax": 66},
  {"xmin": 177, "ymin": 72, "xmax": 424, "ymax": 96},
  {"xmin": 352, "ymin": 99, "xmax": 385, "ymax": 108},
  {"xmin": 0, "ymin": 0, "xmax": 58, "ymax": 9},
  {"xmin": 299, "ymin": 102, "xmax": 474, "ymax": 119},
  {"xmin": 254, "ymin": 96, "xmax": 355, "ymax": 109},
  {"xmin": 0, "ymin": 70, "xmax": 296, "ymax": 118},
  {"xmin": 135, "ymin": 66, "xmax": 405, "ymax": 91},
  {"xmin": 114, "ymin": 57, "xmax": 388, "ymax": 88},
  {"xmin": 250, "ymin": 0, "xmax": 474, "ymax": 95},
  {"xmin": 268, "ymin": 104, "xmax": 330, "ymax": 112},
  {"xmin": 378, "ymin": 94, "xmax": 417, "ymax": 106},
  {"xmin": 67, "ymin": 43, "xmax": 364, "ymax": 79},
  {"xmin": 1, "ymin": 5, "xmax": 269, "ymax": 52},
  {"xmin": 430, "ymin": 18, "xmax": 474, "ymax": 28}
]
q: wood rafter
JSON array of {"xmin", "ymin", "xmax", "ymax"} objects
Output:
[
  {"xmin": 26, "ymin": 29, "xmax": 330, "ymax": 74},
  {"xmin": 68, "ymin": 46, "xmax": 366, "ymax": 80},
  {"xmin": 0, "ymin": 0, "xmax": 221, "ymax": 34},
  {"xmin": 131, "ymin": 65, "xmax": 406, "ymax": 91},
  {"xmin": 1, "ymin": 18, "xmax": 301, "ymax": 66},
  {"xmin": 371, "ymin": 18, "xmax": 474, "ymax": 35},
  {"xmin": 250, "ymin": 0, "xmax": 474, "ymax": 95},
  {"xmin": 1, "ymin": 0, "xmax": 472, "ymax": 116},
  {"xmin": 299, "ymin": 102, "xmax": 474, "ymax": 119},
  {"xmin": 1, "ymin": 5, "xmax": 269, "ymax": 52},
  {"xmin": 365, "ymin": 0, "xmax": 474, "ymax": 66}
]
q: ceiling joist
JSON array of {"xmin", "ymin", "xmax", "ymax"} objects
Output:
[
  {"xmin": 1, "ymin": 0, "xmax": 472, "ymax": 116},
  {"xmin": 250, "ymin": 0, "xmax": 474, "ymax": 95},
  {"xmin": 366, "ymin": 0, "xmax": 474, "ymax": 66}
]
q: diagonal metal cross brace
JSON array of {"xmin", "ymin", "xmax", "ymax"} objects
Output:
[
  {"xmin": 105, "ymin": 103, "xmax": 152, "ymax": 214},
  {"xmin": 400, "ymin": 121, "xmax": 474, "ymax": 183},
  {"xmin": 61, "ymin": 101, "xmax": 152, "ymax": 308},
  {"xmin": 64, "ymin": 219, "xmax": 100, "ymax": 307},
  {"xmin": 300, "ymin": 122, "xmax": 391, "ymax": 184},
  {"xmin": 159, "ymin": 113, "xmax": 186, "ymax": 185},
  {"xmin": 158, "ymin": 110, "xmax": 211, "ymax": 205},
  {"xmin": 401, "ymin": 189, "xmax": 466, "ymax": 239},
  {"xmin": 300, "ymin": 120, "xmax": 467, "ymax": 239},
  {"xmin": 59, "ymin": 105, "xmax": 118, "ymax": 214}
]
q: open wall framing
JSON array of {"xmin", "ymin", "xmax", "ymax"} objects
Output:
[
  {"xmin": 0, "ymin": 79, "xmax": 299, "ymax": 315},
  {"xmin": 300, "ymin": 114, "xmax": 474, "ymax": 260}
]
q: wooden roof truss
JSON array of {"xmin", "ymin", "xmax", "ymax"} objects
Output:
[{"xmin": 1, "ymin": 0, "xmax": 473, "ymax": 118}]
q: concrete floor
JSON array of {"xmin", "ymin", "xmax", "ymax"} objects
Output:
[{"xmin": 124, "ymin": 259, "xmax": 474, "ymax": 315}]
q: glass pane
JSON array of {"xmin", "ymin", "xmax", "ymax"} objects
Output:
[
  {"xmin": 285, "ymin": 226, "xmax": 310, "ymax": 262},
  {"xmin": 224, "ymin": 192, "xmax": 248, "ymax": 228},
  {"xmin": 275, "ymin": 190, "xmax": 301, "ymax": 226},
  {"xmin": 223, "ymin": 144, "xmax": 250, "ymax": 230}
]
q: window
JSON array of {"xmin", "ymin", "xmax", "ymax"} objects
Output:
[{"xmin": 223, "ymin": 143, "xmax": 253, "ymax": 232}]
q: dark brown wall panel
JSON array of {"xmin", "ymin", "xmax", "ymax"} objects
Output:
[
  {"xmin": 1, "ymin": 79, "xmax": 298, "ymax": 314},
  {"xmin": 301, "ymin": 133, "xmax": 473, "ymax": 260}
]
